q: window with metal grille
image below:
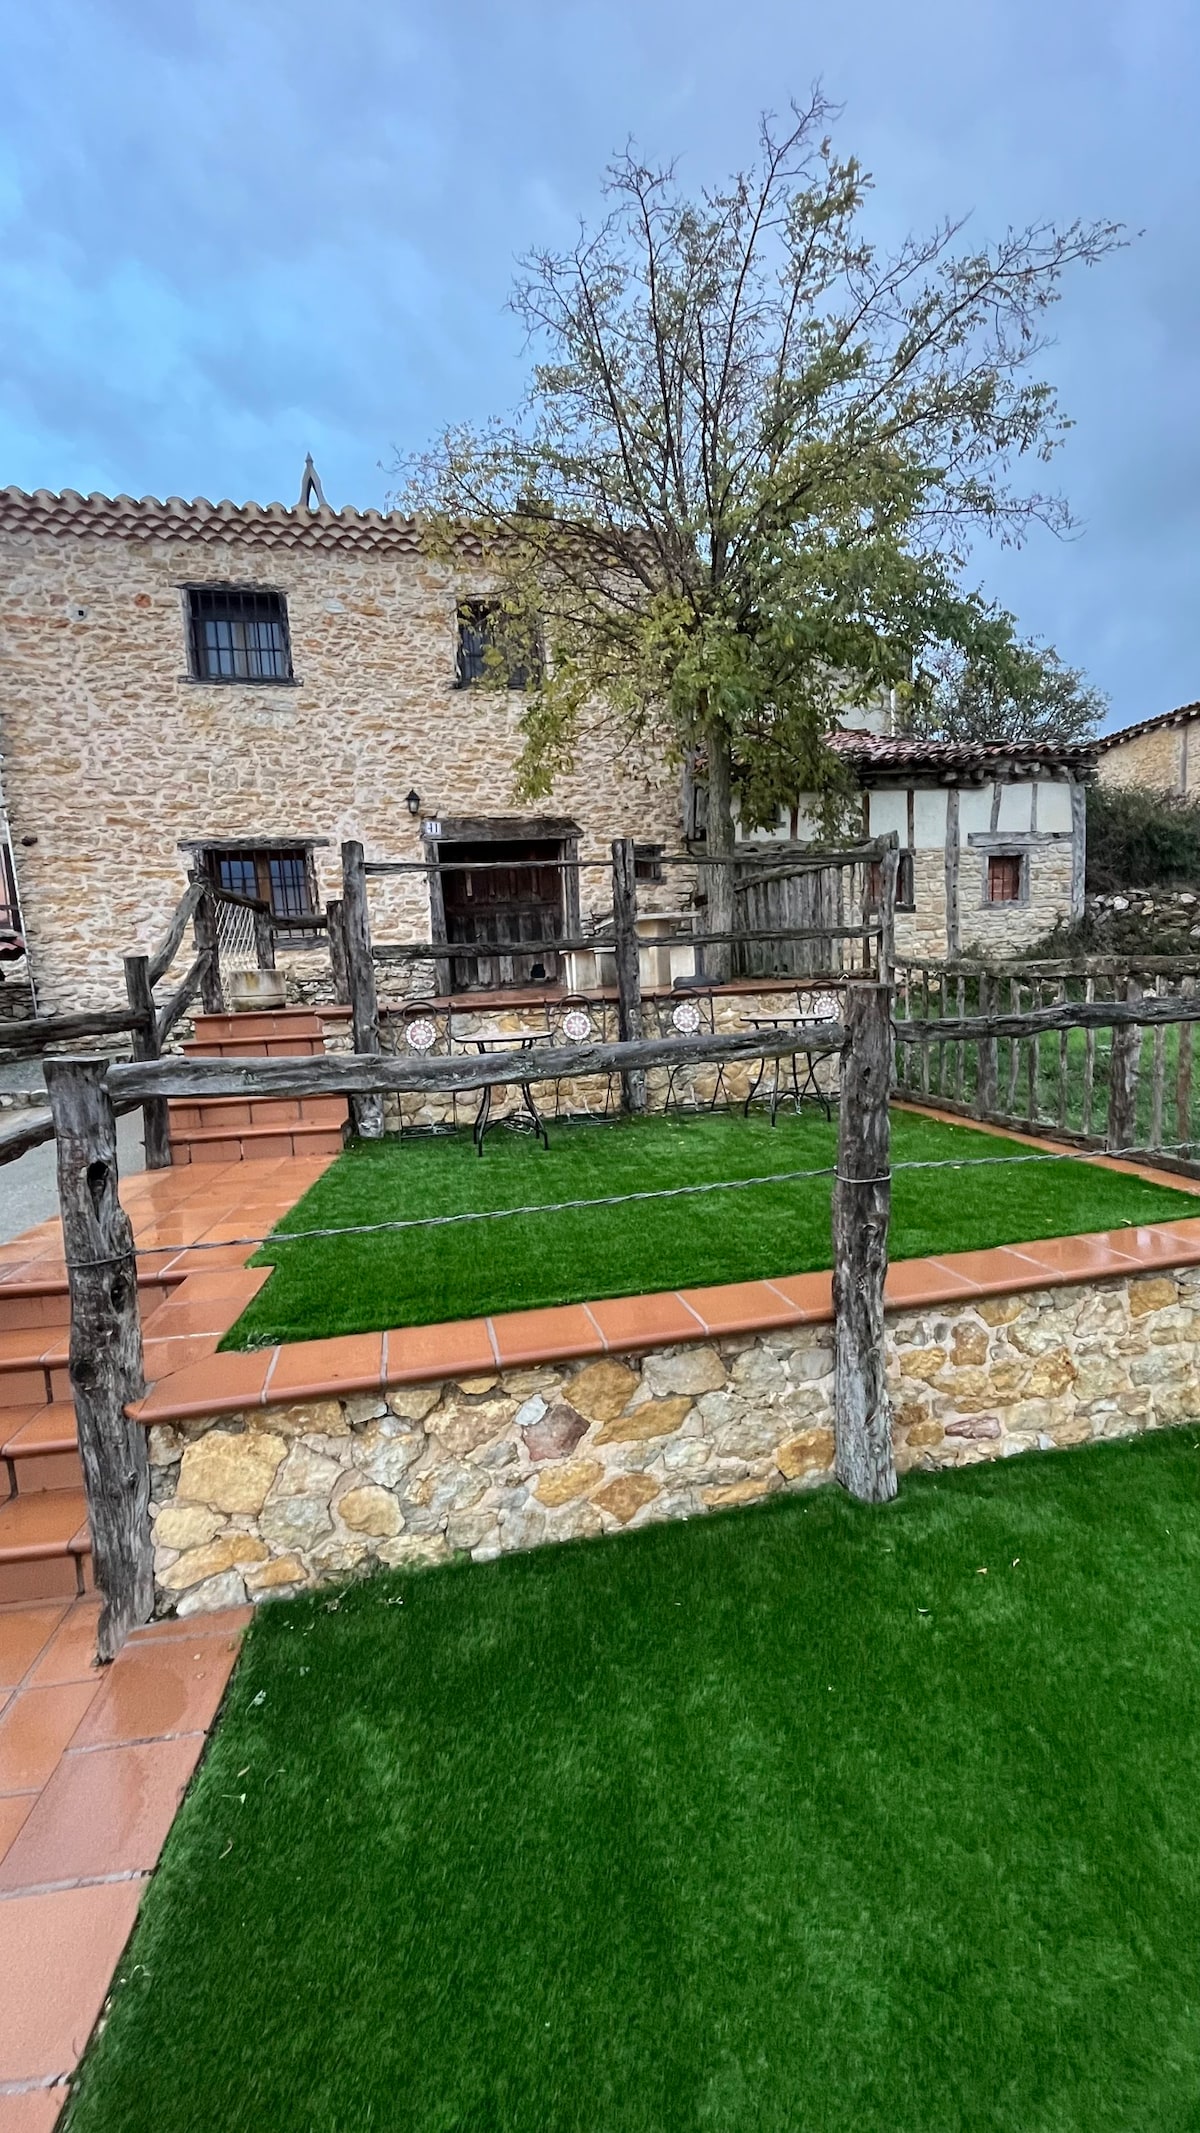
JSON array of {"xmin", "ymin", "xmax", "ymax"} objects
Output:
[
  {"xmin": 987, "ymin": 853, "xmax": 1023, "ymax": 904},
  {"xmin": 201, "ymin": 845, "xmax": 320, "ymax": 943},
  {"xmin": 634, "ymin": 843, "xmax": 665, "ymax": 883},
  {"xmin": 187, "ymin": 587, "xmax": 293, "ymax": 683},
  {"xmin": 454, "ymin": 600, "xmax": 537, "ymax": 690}
]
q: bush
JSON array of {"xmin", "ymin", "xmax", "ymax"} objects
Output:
[{"xmin": 1086, "ymin": 783, "xmax": 1200, "ymax": 892}]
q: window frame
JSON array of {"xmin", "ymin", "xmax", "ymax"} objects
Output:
[
  {"xmin": 196, "ymin": 842, "xmax": 322, "ymax": 948},
  {"xmin": 986, "ymin": 851, "xmax": 1025, "ymax": 906},
  {"xmin": 184, "ymin": 584, "xmax": 295, "ymax": 687},
  {"xmin": 634, "ymin": 842, "xmax": 665, "ymax": 884},
  {"xmin": 453, "ymin": 599, "xmax": 539, "ymax": 691}
]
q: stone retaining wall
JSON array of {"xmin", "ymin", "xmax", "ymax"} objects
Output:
[{"xmin": 148, "ymin": 1262, "xmax": 1200, "ymax": 1612}]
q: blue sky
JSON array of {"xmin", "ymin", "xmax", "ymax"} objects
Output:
[{"xmin": 1, "ymin": 0, "xmax": 1195, "ymax": 732}]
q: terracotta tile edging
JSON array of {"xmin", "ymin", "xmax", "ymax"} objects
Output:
[{"xmin": 125, "ymin": 1216, "xmax": 1200, "ymax": 1427}]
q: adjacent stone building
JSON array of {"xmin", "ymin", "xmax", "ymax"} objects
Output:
[
  {"xmin": 1096, "ymin": 700, "xmax": 1200, "ymax": 798},
  {"xmin": 0, "ymin": 480, "xmax": 1093, "ymax": 1007}
]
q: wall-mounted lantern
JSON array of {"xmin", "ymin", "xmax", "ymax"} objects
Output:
[{"xmin": 406, "ymin": 789, "xmax": 422, "ymax": 818}]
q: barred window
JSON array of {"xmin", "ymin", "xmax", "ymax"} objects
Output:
[
  {"xmin": 454, "ymin": 600, "xmax": 538, "ymax": 690},
  {"xmin": 634, "ymin": 843, "xmax": 665, "ymax": 883},
  {"xmin": 187, "ymin": 587, "xmax": 293, "ymax": 683},
  {"xmin": 201, "ymin": 845, "xmax": 320, "ymax": 944}
]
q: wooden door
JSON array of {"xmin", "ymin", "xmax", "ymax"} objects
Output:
[{"xmin": 438, "ymin": 839, "xmax": 565, "ymax": 991}]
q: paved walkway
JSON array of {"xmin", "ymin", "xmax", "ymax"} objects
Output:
[{"xmin": 0, "ymin": 1601, "xmax": 249, "ymax": 2127}]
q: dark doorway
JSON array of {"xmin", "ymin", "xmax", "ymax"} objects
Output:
[{"xmin": 438, "ymin": 838, "xmax": 566, "ymax": 991}]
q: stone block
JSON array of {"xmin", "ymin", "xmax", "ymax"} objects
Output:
[
  {"xmin": 434, "ymin": 1397, "xmax": 514, "ymax": 1457},
  {"xmin": 594, "ymin": 1473, "xmax": 661, "ymax": 1524},
  {"xmin": 387, "ymin": 1384, "xmax": 443, "ymax": 1423},
  {"xmin": 950, "ymin": 1322, "xmax": 989, "ymax": 1367},
  {"xmin": 177, "ymin": 1570, "xmax": 248, "ymax": 1616},
  {"xmin": 533, "ymin": 1457, "xmax": 605, "ymax": 1507},
  {"xmin": 595, "ymin": 1395, "xmax": 692, "ymax": 1445},
  {"xmin": 337, "ymin": 1484, "xmax": 403, "ymax": 1537},
  {"xmin": 640, "ymin": 1347, "xmax": 726, "ymax": 1397},
  {"xmin": 563, "ymin": 1359, "xmax": 639, "ymax": 1423},
  {"xmin": 898, "ymin": 1347, "xmax": 947, "ymax": 1382},
  {"xmin": 1026, "ymin": 1348, "xmax": 1078, "ymax": 1399},
  {"xmin": 523, "ymin": 1402, "xmax": 589, "ymax": 1462},
  {"xmin": 777, "ymin": 1427, "xmax": 835, "ymax": 1478},
  {"xmin": 977, "ymin": 1296, "xmax": 1024, "ymax": 1326},
  {"xmin": 245, "ymin": 1555, "xmax": 306, "ymax": 1593},
  {"xmin": 702, "ymin": 1477, "xmax": 773, "ymax": 1508},
  {"xmin": 273, "ymin": 1442, "xmax": 343, "ymax": 1498},
  {"xmin": 152, "ymin": 1504, "xmax": 223, "ymax": 1551},
  {"xmin": 1129, "ymin": 1277, "xmax": 1180, "ymax": 1318},
  {"xmin": 178, "ymin": 1429, "xmax": 287, "ymax": 1515},
  {"xmin": 159, "ymin": 1533, "xmax": 268, "ymax": 1592},
  {"xmin": 259, "ymin": 1494, "xmax": 333, "ymax": 1552},
  {"xmin": 265, "ymin": 1400, "xmax": 348, "ymax": 1438}
]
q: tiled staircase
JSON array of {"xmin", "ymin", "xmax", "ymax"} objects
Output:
[
  {"xmin": 168, "ymin": 1008, "xmax": 348, "ymax": 1165},
  {"xmin": 0, "ymin": 1273, "xmax": 176, "ymax": 1602}
]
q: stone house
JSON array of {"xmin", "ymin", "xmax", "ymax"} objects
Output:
[
  {"xmin": 751, "ymin": 726, "xmax": 1094, "ymax": 961},
  {"xmin": 1096, "ymin": 700, "xmax": 1200, "ymax": 798},
  {"xmin": 0, "ymin": 480, "xmax": 1093, "ymax": 1008}
]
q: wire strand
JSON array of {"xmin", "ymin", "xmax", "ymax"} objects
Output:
[{"xmin": 61, "ymin": 1137, "xmax": 1199, "ymax": 1272}]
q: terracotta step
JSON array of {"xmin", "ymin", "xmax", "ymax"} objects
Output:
[
  {"xmin": 169, "ymin": 1120, "xmax": 346, "ymax": 1166},
  {"xmin": 2, "ymin": 1404, "xmax": 82, "ymax": 1495},
  {"xmin": 180, "ymin": 1033, "xmax": 324, "ymax": 1059},
  {"xmin": 0, "ymin": 1329, "xmax": 71, "ymax": 1410},
  {"xmin": 0, "ymin": 1272, "xmax": 177, "ymax": 1336},
  {"xmin": 167, "ymin": 1096, "xmax": 348, "ymax": 1132},
  {"xmin": 192, "ymin": 1009, "xmax": 322, "ymax": 1042},
  {"xmin": 0, "ymin": 1485, "xmax": 91, "ymax": 1603}
]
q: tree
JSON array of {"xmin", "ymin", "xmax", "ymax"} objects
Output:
[
  {"xmin": 398, "ymin": 94, "xmax": 1121, "ymax": 969},
  {"xmin": 907, "ymin": 615, "xmax": 1106, "ymax": 743}
]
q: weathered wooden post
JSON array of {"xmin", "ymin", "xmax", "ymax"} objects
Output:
[
  {"xmin": 44, "ymin": 1057, "xmax": 152, "ymax": 1660},
  {"xmin": 123, "ymin": 953, "xmax": 170, "ymax": 1171},
  {"xmin": 192, "ymin": 871, "xmax": 222, "ymax": 1014},
  {"xmin": 252, "ymin": 902, "xmax": 276, "ymax": 972},
  {"xmin": 612, "ymin": 838, "xmax": 646, "ymax": 1116},
  {"xmin": 832, "ymin": 982, "xmax": 897, "ymax": 1504},
  {"xmin": 341, "ymin": 840, "xmax": 384, "ymax": 1139},
  {"xmin": 326, "ymin": 898, "xmax": 350, "ymax": 1005},
  {"xmin": 1107, "ymin": 972, "xmax": 1143, "ymax": 1152},
  {"xmin": 976, "ymin": 972, "xmax": 999, "ymax": 1118}
]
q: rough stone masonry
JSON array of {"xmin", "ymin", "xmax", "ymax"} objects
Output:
[{"xmin": 147, "ymin": 1262, "xmax": 1200, "ymax": 1612}]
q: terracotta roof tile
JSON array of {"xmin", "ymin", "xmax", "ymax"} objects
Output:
[
  {"xmin": 0, "ymin": 485, "xmax": 433, "ymax": 555},
  {"xmin": 828, "ymin": 730, "xmax": 1097, "ymax": 771},
  {"xmin": 1096, "ymin": 701, "xmax": 1200, "ymax": 750}
]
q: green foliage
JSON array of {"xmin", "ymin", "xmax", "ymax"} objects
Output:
[
  {"xmin": 1086, "ymin": 782, "xmax": 1200, "ymax": 891},
  {"xmin": 221, "ymin": 1111, "xmax": 1191, "ymax": 1346},
  {"xmin": 909, "ymin": 624, "xmax": 1106, "ymax": 742},
  {"xmin": 66, "ymin": 1433, "xmax": 1200, "ymax": 2132},
  {"xmin": 399, "ymin": 96, "xmax": 1120, "ymax": 841}
]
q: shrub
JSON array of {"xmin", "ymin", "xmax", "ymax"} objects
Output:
[{"xmin": 1086, "ymin": 783, "xmax": 1200, "ymax": 892}]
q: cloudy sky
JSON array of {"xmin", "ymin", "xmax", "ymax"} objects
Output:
[{"xmin": 0, "ymin": 0, "xmax": 1194, "ymax": 731}]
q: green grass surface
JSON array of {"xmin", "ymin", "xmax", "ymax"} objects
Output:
[
  {"xmin": 65, "ymin": 1432, "xmax": 1200, "ymax": 2132},
  {"xmin": 223, "ymin": 1109, "xmax": 1196, "ymax": 1346}
]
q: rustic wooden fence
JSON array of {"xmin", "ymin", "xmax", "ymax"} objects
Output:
[
  {"xmin": 336, "ymin": 835, "xmax": 899, "ymax": 1138},
  {"xmin": 894, "ymin": 955, "xmax": 1200, "ymax": 1172}
]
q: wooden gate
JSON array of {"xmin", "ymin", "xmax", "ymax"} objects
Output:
[{"xmin": 731, "ymin": 851, "xmax": 864, "ymax": 979}]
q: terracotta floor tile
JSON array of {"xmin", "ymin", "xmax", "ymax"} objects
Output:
[
  {"xmin": 1107, "ymin": 1222, "xmax": 1200, "ymax": 1268},
  {"xmin": 383, "ymin": 1317, "xmax": 497, "ymax": 1386},
  {"xmin": 0, "ymin": 1606, "xmax": 67, "ymax": 1690},
  {"xmin": 24, "ymin": 1603, "xmax": 101, "ymax": 1688},
  {"xmin": 139, "ymin": 1299, "xmax": 230, "ymax": 1340},
  {"xmin": 1011, "ymin": 1232, "xmax": 1144, "ymax": 1281},
  {"xmin": 678, "ymin": 1280, "xmax": 801, "ymax": 1336},
  {"xmin": 0, "ymin": 1734, "xmax": 203, "ymax": 1889},
  {"xmin": 0, "ymin": 1882, "xmax": 144, "ymax": 2081},
  {"xmin": 928, "ymin": 1245, "xmax": 1058, "ymax": 1295},
  {"xmin": 127, "ymin": 1606, "xmax": 252, "ymax": 1645},
  {"xmin": 490, "ymin": 1304, "xmax": 606, "ymax": 1369},
  {"xmin": 141, "ymin": 1333, "xmax": 222, "ymax": 1378},
  {"xmin": 763, "ymin": 1271, "xmax": 834, "ymax": 1319},
  {"xmin": 266, "ymin": 1331, "xmax": 384, "ymax": 1401},
  {"xmin": 585, "ymin": 1290, "xmax": 711, "ymax": 1351},
  {"xmin": 884, "ymin": 1258, "xmax": 982, "ymax": 1305},
  {"xmin": 0, "ymin": 2085, "xmax": 70, "ymax": 2129},
  {"xmin": 71, "ymin": 1634, "xmax": 239, "ymax": 1748},
  {"xmin": 0, "ymin": 1788, "xmax": 35, "ymax": 1859},
  {"xmin": 0, "ymin": 1682, "xmax": 99, "ymax": 1795},
  {"xmin": 132, "ymin": 1348, "xmax": 273, "ymax": 1421}
]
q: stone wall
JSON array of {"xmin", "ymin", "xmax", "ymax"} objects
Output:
[
  {"xmin": 148, "ymin": 1262, "xmax": 1200, "ymax": 1612},
  {"xmin": 0, "ymin": 527, "xmax": 679, "ymax": 1013},
  {"xmin": 1098, "ymin": 724, "xmax": 1189, "ymax": 796}
]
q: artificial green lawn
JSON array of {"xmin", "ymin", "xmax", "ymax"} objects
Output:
[
  {"xmin": 65, "ymin": 1432, "xmax": 1200, "ymax": 2132},
  {"xmin": 223, "ymin": 1108, "xmax": 1197, "ymax": 1346}
]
